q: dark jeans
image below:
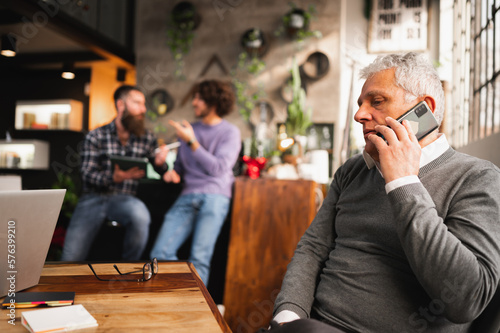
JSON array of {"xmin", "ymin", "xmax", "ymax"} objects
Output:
[{"xmin": 61, "ymin": 193, "xmax": 150, "ymax": 261}]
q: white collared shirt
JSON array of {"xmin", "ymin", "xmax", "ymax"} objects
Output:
[{"xmin": 362, "ymin": 134, "xmax": 450, "ymax": 193}]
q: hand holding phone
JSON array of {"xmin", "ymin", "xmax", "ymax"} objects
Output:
[{"xmin": 377, "ymin": 101, "xmax": 439, "ymax": 141}]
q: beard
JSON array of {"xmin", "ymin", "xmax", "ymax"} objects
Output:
[
  {"xmin": 121, "ymin": 107, "xmax": 145, "ymax": 137},
  {"xmin": 195, "ymin": 106, "xmax": 211, "ymax": 119}
]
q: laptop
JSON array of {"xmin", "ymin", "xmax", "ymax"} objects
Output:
[{"xmin": 0, "ymin": 189, "xmax": 66, "ymax": 297}]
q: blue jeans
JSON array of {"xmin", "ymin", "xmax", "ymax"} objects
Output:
[
  {"xmin": 61, "ymin": 193, "xmax": 151, "ymax": 261},
  {"xmin": 150, "ymin": 193, "xmax": 230, "ymax": 285}
]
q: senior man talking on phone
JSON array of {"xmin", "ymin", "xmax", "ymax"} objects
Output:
[{"xmin": 267, "ymin": 52, "xmax": 500, "ymax": 332}]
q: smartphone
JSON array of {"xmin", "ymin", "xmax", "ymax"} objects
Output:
[{"xmin": 377, "ymin": 101, "xmax": 439, "ymax": 141}]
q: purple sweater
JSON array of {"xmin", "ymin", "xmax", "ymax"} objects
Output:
[{"xmin": 173, "ymin": 120, "xmax": 241, "ymax": 198}]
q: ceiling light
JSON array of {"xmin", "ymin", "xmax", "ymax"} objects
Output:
[
  {"xmin": 1, "ymin": 34, "xmax": 17, "ymax": 57},
  {"xmin": 61, "ymin": 63, "xmax": 75, "ymax": 80}
]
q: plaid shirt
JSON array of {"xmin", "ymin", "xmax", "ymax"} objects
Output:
[{"xmin": 81, "ymin": 119, "xmax": 159, "ymax": 195}]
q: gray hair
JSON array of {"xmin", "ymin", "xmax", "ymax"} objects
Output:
[{"xmin": 360, "ymin": 52, "xmax": 445, "ymax": 124}]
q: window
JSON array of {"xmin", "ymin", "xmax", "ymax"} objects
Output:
[{"xmin": 451, "ymin": 0, "xmax": 500, "ymax": 147}]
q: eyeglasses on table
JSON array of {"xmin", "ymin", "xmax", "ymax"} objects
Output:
[{"xmin": 88, "ymin": 258, "xmax": 158, "ymax": 282}]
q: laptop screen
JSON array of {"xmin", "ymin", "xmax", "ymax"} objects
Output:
[{"xmin": 0, "ymin": 189, "xmax": 65, "ymax": 297}]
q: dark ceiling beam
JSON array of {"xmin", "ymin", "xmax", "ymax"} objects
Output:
[
  {"xmin": 0, "ymin": 9, "xmax": 24, "ymax": 25},
  {"xmin": 3, "ymin": 0, "xmax": 135, "ymax": 69},
  {"xmin": 0, "ymin": 51, "xmax": 103, "ymax": 68}
]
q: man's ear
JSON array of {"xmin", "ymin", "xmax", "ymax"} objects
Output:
[
  {"xmin": 116, "ymin": 99, "xmax": 124, "ymax": 115},
  {"xmin": 423, "ymin": 96, "xmax": 436, "ymax": 113}
]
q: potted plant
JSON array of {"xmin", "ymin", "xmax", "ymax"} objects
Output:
[
  {"xmin": 285, "ymin": 57, "xmax": 313, "ymax": 140},
  {"xmin": 49, "ymin": 172, "xmax": 80, "ymax": 260},
  {"xmin": 241, "ymin": 28, "xmax": 268, "ymax": 58},
  {"xmin": 166, "ymin": 2, "xmax": 200, "ymax": 79},
  {"xmin": 276, "ymin": 3, "xmax": 322, "ymax": 42},
  {"xmin": 172, "ymin": 2, "xmax": 200, "ymax": 29},
  {"xmin": 280, "ymin": 57, "xmax": 313, "ymax": 164}
]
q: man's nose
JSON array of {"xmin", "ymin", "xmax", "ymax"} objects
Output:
[{"xmin": 354, "ymin": 104, "xmax": 370, "ymax": 123}]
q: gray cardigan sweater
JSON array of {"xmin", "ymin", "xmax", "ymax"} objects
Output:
[{"xmin": 274, "ymin": 148, "xmax": 500, "ymax": 332}]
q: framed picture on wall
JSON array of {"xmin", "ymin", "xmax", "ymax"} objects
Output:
[{"xmin": 368, "ymin": 0, "xmax": 429, "ymax": 53}]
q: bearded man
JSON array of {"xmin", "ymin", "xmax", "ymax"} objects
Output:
[{"xmin": 61, "ymin": 85, "xmax": 169, "ymax": 261}]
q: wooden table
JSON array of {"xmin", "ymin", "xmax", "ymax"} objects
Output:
[{"xmin": 1, "ymin": 261, "xmax": 231, "ymax": 332}]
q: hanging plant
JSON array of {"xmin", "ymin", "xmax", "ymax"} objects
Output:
[
  {"xmin": 232, "ymin": 29, "xmax": 267, "ymax": 123},
  {"xmin": 145, "ymin": 109, "xmax": 168, "ymax": 134},
  {"xmin": 241, "ymin": 28, "xmax": 268, "ymax": 58},
  {"xmin": 237, "ymin": 51, "xmax": 266, "ymax": 76},
  {"xmin": 232, "ymin": 77, "xmax": 265, "ymax": 123},
  {"xmin": 166, "ymin": 2, "xmax": 200, "ymax": 79},
  {"xmin": 275, "ymin": 3, "xmax": 322, "ymax": 43}
]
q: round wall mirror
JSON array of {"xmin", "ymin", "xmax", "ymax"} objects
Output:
[
  {"xmin": 302, "ymin": 51, "xmax": 330, "ymax": 80},
  {"xmin": 149, "ymin": 89, "xmax": 175, "ymax": 116}
]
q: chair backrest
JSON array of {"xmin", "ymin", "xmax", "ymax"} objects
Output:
[{"xmin": 469, "ymin": 286, "xmax": 500, "ymax": 333}]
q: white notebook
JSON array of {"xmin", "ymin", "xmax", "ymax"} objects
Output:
[{"xmin": 21, "ymin": 304, "xmax": 98, "ymax": 333}]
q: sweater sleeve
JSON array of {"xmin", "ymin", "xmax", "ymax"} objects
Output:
[
  {"xmin": 389, "ymin": 166, "xmax": 500, "ymax": 323},
  {"xmin": 173, "ymin": 147, "xmax": 185, "ymax": 176},
  {"xmin": 273, "ymin": 176, "xmax": 339, "ymax": 318},
  {"xmin": 190, "ymin": 126, "xmax": 241, "ymax": 177}
]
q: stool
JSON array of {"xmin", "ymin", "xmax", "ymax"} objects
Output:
[{"xmin": 86, "ymin": 220, "xmax": 125, "ymax": 261}]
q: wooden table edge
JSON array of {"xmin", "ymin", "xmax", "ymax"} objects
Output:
[{"xmin": 187, "ymin": 262, "xmax": 232, "ymax": 333}]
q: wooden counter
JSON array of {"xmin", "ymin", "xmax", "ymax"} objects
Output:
[{"xmin": 223, "ymin": 177, "xmax": 318, "ymax": 332}]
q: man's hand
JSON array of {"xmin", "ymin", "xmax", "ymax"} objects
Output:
[
  {"xmin": 168, "ymin": 119, "xmax": 195, "ymax": 143},
  {"xmin": 163, "ymin": 170, "xmax": 181, "ymax": 183},
  {"xmin": 154, "ymin": 145, "xmax": 169, "ymax": 166},
  {"xmin": 368, "ymin": 117, "xmax": 421, "ymax": 183},
  {"xmin": 113, "ymin": 164, "xmax": 145, "ymax": 183}
]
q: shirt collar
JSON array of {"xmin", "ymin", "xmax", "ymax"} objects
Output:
[
  {"xmin": 363, "ymin": 134, "xmax": 450, "ymax": 170},
  {"xmin": 110, "ymin": 119, "xmax": 117, "ymax": 131}
]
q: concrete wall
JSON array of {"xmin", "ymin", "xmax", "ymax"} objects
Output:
[
  {"xmin": 135, "ymin": 1, "xmax": 479, "ymax": 172},
  {"xmin": 135, "ymin": 0, "xmax": 341, "ymax": 157}
]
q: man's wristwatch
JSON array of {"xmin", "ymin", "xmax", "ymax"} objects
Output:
[{"xmin": 187, "ymin": 137, "xmax": 196, "ymax": 146}]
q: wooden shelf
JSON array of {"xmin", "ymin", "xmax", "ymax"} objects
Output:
[
  {"xmin": 15, "ymin": 99, "xmax": 83, "ymax": 131},
  {"xmin": 0, "ymin": 140, "xmax": 49, "ymax": 170}
]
